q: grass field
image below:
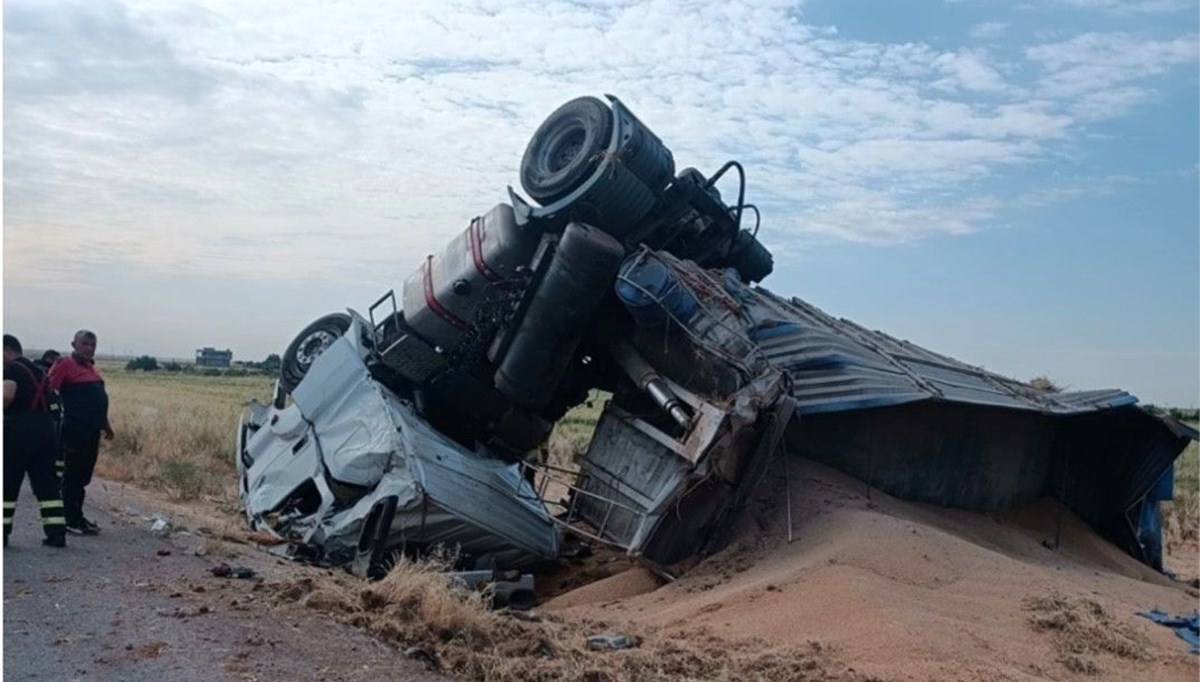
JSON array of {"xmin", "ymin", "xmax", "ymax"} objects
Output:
[
  {"xmin": 545, "ymin": 390, "xmax": 606, "ymax": 467},
  {"xmin": 97, "ymin": 362, "xmax": 274, "ymax": 503},
  {"xmin": 1164, "ymin": 431, "xmax": 1198, "ymax": 546}
]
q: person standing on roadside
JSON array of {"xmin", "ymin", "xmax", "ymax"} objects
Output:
[
  {"xmin": 3, "ymin": 334, "xmax": 67, "ymax": 547},
  {"xmin": 32, "ymin": 349, "xmax": 65, "ymax": 481},
  {"xmin": 34, "ymin": 349, "xmax": 60, "ymax": 373},
  {"xmin": 48, "ymin": 330, "xmax": 113, "ymax": 536}
]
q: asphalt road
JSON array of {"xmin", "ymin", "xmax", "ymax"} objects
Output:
[{"xmin": 3, "ymin": 482, "xmax": 442, "ymax": 682}]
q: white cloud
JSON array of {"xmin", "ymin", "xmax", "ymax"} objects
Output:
[
  {"xmin": 781, "ymin": 189, "xmax": 1000, "ymax": 244},
  {"xmin": 933, "ymin": 49, "xmax": 1009, "ymax": 92},
  {"xmin": 3, "ymin": 0, "xmax": 1197, "ymax": 300},
  {"xmin": 1052, "ymin": 0, "xmax": 1197, "ymax": 14},
  {"xmin": 1014, "ymin": 173, "xmax": 1139, "ymax": 207},
  {"xmin": 970, "ymin": 22, "xmax": 1009, "ymax": 41},
  {"xmin": 1027, "ymin": 32, "xmax": 1198, "ymax": 101}
]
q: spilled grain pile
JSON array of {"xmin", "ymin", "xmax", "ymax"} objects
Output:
[{"xmin": 545, "ymin": 458, "xmax": 1198, "ymax": 682}]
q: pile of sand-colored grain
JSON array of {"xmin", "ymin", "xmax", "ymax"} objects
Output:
[{"xmin": 545, "ymin": 458, "xmax": 1199, "ymax": 682}]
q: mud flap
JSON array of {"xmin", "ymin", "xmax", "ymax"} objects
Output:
[{"xmin": 350, "ymin": 495, "xmax": 399, "ymax": 580}]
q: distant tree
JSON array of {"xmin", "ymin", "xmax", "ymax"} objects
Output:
[
  {"xmin": 163, "ymin": 361, "xmax": 183, "ymax": 372},
  {"xmin": 1028, "ymin": 376, "xmax": 1062, "ymax": 393},
  {"xmin": 1168, "ymin": 407, "xmax": 1199, "ymax": 422},
  {"xmin": 262, "ymin": 353, "xmax": 281, "ymax": 374},
  {"xmin": 125, "ymin": 355, "xmax": 160, "ymax": 371}
]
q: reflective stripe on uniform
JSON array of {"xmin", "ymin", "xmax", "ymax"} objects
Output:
[
  {"xmin": 3, "ymin": 501, "xmax": 16, "ymax": 509},
  {"xmin": 2, "ymin": 517, "xmax": 12, "ymax": 525},
  {"xmin": 39, "ymin": 500, "xmax": 65, "ymax": 526}
]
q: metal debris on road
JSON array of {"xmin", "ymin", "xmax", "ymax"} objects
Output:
[{"xmin": 586, "ymin": 633, "xmax": 642, "ymax": 651}]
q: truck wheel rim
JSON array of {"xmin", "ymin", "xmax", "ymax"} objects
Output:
[
  {"xmin": 296, "ymin": 330, "xmax": 337, "ymax": 368},
  {"xmin": 544, "ymin": 124, "xmax": 586, "ymax": 173}
]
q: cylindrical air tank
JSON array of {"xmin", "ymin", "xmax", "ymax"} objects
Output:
[{"xmin": 494, "ymin": 222, "xmax": 625, "ymax": 409}]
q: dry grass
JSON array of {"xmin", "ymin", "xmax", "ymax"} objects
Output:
[
  {"xmin": 96, "ymin": 362, "xmax": 273, "ymax": 503},
  {"xmin": 544, "ymin": 392, "xmax": 605, "ymax": 469},
  {"xmin": 1023, "ymin": 592, "xmax": 1150, "ymax": 674},
  {"xmin": 1164, "ymin": 435, "xmax": 1199, "ymax": 548},
  {"xmin": 272, "ymin": 555, "xmax": 857, "ymax": 682},
  {"xmin": 201, "ymin": 536, "xmax": 241, "ymax": 559}
]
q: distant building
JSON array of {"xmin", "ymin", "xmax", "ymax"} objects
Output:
[{"xmin": 195, "ymin": 347, "xmax": 233, "ymax": 368}]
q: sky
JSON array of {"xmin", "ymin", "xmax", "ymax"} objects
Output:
[{"xmin": 3, "ymin": 0, "xmax": 1198, "ymax": 406}]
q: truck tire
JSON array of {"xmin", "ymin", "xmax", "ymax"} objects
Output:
[
  {"xmin": 520, "ymin": 96, "xmax": 613, "ymax": 205},
  {"xmin": 280, "ymin": 313, "xmax": 351, "ymax": 394}
]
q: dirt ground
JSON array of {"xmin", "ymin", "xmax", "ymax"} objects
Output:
[
  {"xmin": 546, "ymin": 458, "xmax": 1200, "ymax": 681},
  {"xmin": 2, "ymin": 480, "xmax": 441, "ymax": 682}
]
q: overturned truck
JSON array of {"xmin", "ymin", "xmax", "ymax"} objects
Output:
[{"xmin": 236, "ymin": 95, "xmax": 1196, "ymax": 579}]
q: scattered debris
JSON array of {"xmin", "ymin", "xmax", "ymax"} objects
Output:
[
  {"xmin": 156, "ymin": 549, "xmax": 171, "ymax": 557},
  {"xmin": 445, "ymin": 570, "xmax": 537, "ymax": 611},
  {"xmin": 150, "ymin": 517, "xmax": 170, "ymax": 536},
  {"xmin": 1139, "ymin": 608, "xmax": 1200, "ymax": 653},
  {"xmin": 504, "ymin": 610, "xmax": 544, "ymax": 623},
  {"xmin": 403, "ymin": 646, "xmax": 440, "ymax": 669},
  {"xmin": 560, "ymin": 543, "xmax": 594, "ymax": 561},
  {"xmin": 587, "ymin": 633, "xmax": 642, "ymax": 651},
  {"xmin": 210, "ymin": 562, "xmax": 257, "ymax": 580}
]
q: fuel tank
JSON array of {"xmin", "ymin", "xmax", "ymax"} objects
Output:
[
  {"xmin": 402, "ymin": 204, "xmax": 539, "ymax": 352},
  {"xmin": 495, "ymin": 222, "xmax": 624, "ymax": 410}
]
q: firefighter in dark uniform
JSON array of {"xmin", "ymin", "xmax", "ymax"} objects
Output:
[
  {"xmin": 33, "ymin": 349, "xmax": 64, "ymax": 481},
  {"xmin": 3, "ymin": 334, "xmax": 67, "ymax": 547},
  {"xmin": 34, "ymin": 349, "xmax": 60, "ymax": 372}
]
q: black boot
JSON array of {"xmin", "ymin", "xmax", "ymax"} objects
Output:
[{"xmin": 42, "ymin": 533, "xmax": 66, "ymax": 548}]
